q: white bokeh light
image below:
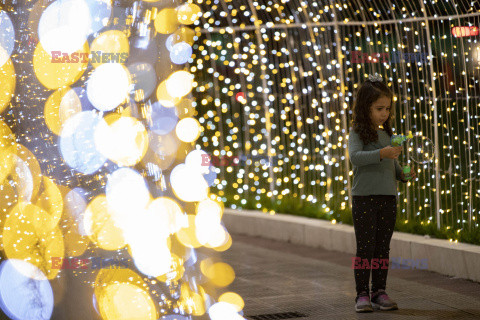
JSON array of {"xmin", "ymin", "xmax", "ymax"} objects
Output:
[{"xmin": 87, "ymin": 63, "xmax": 130, "ymax": 112}]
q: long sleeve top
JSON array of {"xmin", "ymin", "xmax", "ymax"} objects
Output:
[{"xmin": 348, "ymin": 127, "xmax": 405, "ymax": 196}]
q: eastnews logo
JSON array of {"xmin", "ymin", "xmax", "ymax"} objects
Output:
[
  {"xmin": 351, "ymin": 257, "xmax": 428, "ymax": 270},
  {"xmin": 51, "ymin": 51, "xmax": 128, "ymax": 63}
]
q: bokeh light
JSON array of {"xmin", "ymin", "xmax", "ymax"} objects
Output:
[
  {"xmin": 0, "ymin": 1, "xmax": 245, "ymax": 319},
  {"xmin": 0, "ymin": 11, "xmax": 14, "ymax": 68},
  {"xmin": 86, "ymin": 63, "xmax": 130, "ymax": 111},
  {"xmin": 0, "ymin": 259, "xmax": 54, "ymax": 320},
  {"xmin": 38, "ymin": 0, "xmax": 91, "ymax": 54}
]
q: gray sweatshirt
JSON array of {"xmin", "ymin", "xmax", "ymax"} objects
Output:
[{"xmin": 348, "ymin": 128, "xmax": 405, "ymax": 196}]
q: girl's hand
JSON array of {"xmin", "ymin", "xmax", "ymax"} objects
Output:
[{"xmin": 380, "ymin": 146, "xmax": 402, "ymax": 159}]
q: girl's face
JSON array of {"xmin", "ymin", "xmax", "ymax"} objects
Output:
[{"xmin": 370, "ymin": 96, "xmax": 391, "ymax": 129}]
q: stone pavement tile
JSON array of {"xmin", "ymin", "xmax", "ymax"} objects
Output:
[
  {"xmin": 422, "ymin": 293, "xmax": 480, "ymax": 316},
  {"xmin": 229, "ymin": 282, "xmax": 286, "ymax": 299},
  {"xmin": 223, "ymin": 233, "xmax": 480, "ymax": 320}
]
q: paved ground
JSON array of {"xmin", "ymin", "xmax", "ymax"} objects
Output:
[{"xmin": 224, "ymin": 234, "xmax": 480, "ymax": 320}]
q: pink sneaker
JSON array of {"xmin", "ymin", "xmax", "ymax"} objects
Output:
[
  {"xmin": 355, "ymin": 292, "xmax": 373, "ymax": 313},
  {"xmin": 371, "ymin": 289, "xmax": 398, "ymax": 311}
]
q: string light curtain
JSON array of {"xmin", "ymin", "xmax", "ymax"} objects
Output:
[{"xmin": 193, "ymin": 0, "xmax": 480, "ymax": 234}]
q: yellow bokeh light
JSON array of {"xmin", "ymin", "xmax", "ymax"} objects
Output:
[
  {"xmin": 175, "ymin": 98, "xmax": 196, "ymax": 118},
  {"xmin": 95, "ymin": 116, "xmax": 149, "ymax": 167},
  {"xmin": 156, "ymin": 253, "xmax": 185, "ymax": 283},
  {"xmin": 0, "ymin": 181, "xmax": 17, "ymax": 250},
  {"xmin": 3, "ymin": 202, "xmax": 64, "ymax": 279},
  {"xmin": 9, "ymin": 144, "xmax": 42, "ymax": 203},
  {"xmin": 200, "ymin": 261, "xmax": 235, "ymax": 287},
  {"xmin": 179, "ymin": 283, "xmax": 206, "ymax": 316},
  {"xmin": 0, "ymin": 58, "xmax": 15, "ymax": 114},
  {"xmin": 44, "ymin": 87, "xmax": 82, "ymax": 135},
  {"xmin": 58, "ymin": 185, "xmax": 89, "ymax": 257},
  {"xmin": 98, "ymin": 283, "xmax": 157, "ymax": 320},
  {"xmin": 166, "ymin": 70, "xmax": 194, "ymax": 98},
  {"xmin": 154, "ymin": 8, "xmax": 180, "ymax": 34},
  {"xmin": 33, "ymin": 176, "xmax": 63, "ymax": 230},
  {"xmin": 212, "ymin": 233, "xmax": 233, "ymax": 252},
  {"xmin": 176, "ymin": 214, "xmax": 202, "ymax": 248},
  {"xmin": 84, "ymin": 195, "xmax": 126, "ymax": 251},
  {"xmin": 218, "ymin": 292, "xmax": 245, "ymax": 312},
  {"xmin": 173, "ymin": 27, "xmax": 196, "ymax": 46},
  {"xmin": 90, "ymin": 30, "xmax": 130, "ymax": 68},
  {"xmin": 0, "ymin": 120, "xmax": 16, "ymax": 185},
  {"xmin": 95, "ymin": 268, "xmax": 148, "ymax": 300},
  {"xmin": 177, "ymin": 4, "xmax": 201, "ymax": 25},
  {"xmin": 156, "ymin": 80, "xmax": 182, "ymax": 107}
]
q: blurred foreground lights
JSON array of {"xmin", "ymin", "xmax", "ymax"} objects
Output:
[
  {"xmin": 179, "ymin": 283, "xmax": 206, "ymax": 316},
  {"xmin": 154, "ymin": 8, "xmax": 179, "ymax": 34},
  {"xmin": 3, "ymin": 202, "xmax": 64, "ymax": 279},
  {"xmin": 83, "ymin": 195, "xmax": 126, "ymax": 251},
  {"xmin": 148, "ymin": 102, "xmax": 179, "ymax": 135},
  {"xmin": 0, "ymin": 120, "xmax": 16, "ymax": 185},
  {"xmin": 0, "ymin": 259, "xmax": 54, "ymax": 320},
  {"xmin": 160, "ymin": 315, "xmax": 189, "ymax": 320},
  {"xmin": 10, "ymin": 143, "xmax": 41, "ymax": 203},
  {"xmin": 200, "ymin": 261, "xmax": 235, "ymax": 287},
  {"xmin": 176, "ymin": 214, "xmax": 202, "ymax": 248},
  {"xmin": 60, "ymin": 111, "xmax": 107, "ymax": 174},
  {"xmin": 130, "ymin": 242, "xmax": 172, "ymax": 278},
  {"xmin": 195, "ymin": 199, "xmax": 225, "ymax": 248},
  {"xmin": 38, "ymin": 0, "xmax": 91, "ymax": 54},
  {"xmin": 165, "ymin": 27, "xmax": 195, "ymax": 52},
  {"xmin": 219, "ymin": 292, "xmax": 245, "ymax": 313},
  {"xmin": 176, "ymin": 3, "xmax": 201, "ymax": 25},
  {"xmin": 95, "ymin": 116, "xmax": 148, "ymax": 166},
  {"xmin": 0, "ymin": 57, "xmax": 15, "ymax": 113},
  {"xmin": 170, "ymin": 42, "xmax": 192, "ymax": 65},
  {"xmin": 166, "ymin": 70, "xmax": 194, "ymax": 98},
  {"xmin": 90, "ymin": 29, "xmax": 129, "ymax": 68},
  {"xmin": 106, "ymin": 167, "xmax": 151, "ymax": 223},
  {"xmin": 87, "ymin": 63, "xmax": 130, "ymax": 111},
  {"xmin": 0, "ymin": 11, "xmax": 14, "ymax": 68},
  {"xmin": 197, "ymin": 198, "xmax": 223, "ymax": 218},
  {"xmin": 185, "ymin": 149, "xmax": 211, "ymax": 174},
  {"xmin": 44, "ymin": 87, "xmax": 82, "ymax": 135},
  {"xmin": 156, "ymin": 80, "xmax": 182, "ymax": 107},
  {"xmin": 98, "ymin": 283, "xmax": 157, "ymax": 320},
  {"xmin": 208, "ymin": 302, "xmax": 245, "ymax": 320},
  {"xmin": 146, "ymin": 197, "xmax": 184, "ymax": 235},
  {"xmin": 128, "ymin": 62, "xmax": 156, "ymax": 102},
  {"xmin": 196, "ymin": 217, "xmax": 229, "ymax": 248},
  {"xmin": 176, "ymin": 117, "xmax": 200, "ymax": 142},
  {"xmin": 170, "ymin": 164, "xmax": 208, "ymax": 202},
  {"xmin": 84, "ymin": 0, "xmax": 112, "ymax": 35}
]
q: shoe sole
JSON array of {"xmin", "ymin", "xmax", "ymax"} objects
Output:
[
  {"xmin": 371, "ymin": 302, "xmax": 398, "ymax": 311},
  {"xmin": 355, "ymin": 306, "xmax": 373, "ymax": 313}
]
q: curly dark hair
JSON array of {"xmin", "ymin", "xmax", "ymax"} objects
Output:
[{"xmin": 350, "ymin": 79, "xmax": 394, "ymax": 145}]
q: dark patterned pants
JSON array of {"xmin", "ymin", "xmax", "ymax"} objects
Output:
[{"xmin": 352, "ymin": 195, "xmax": 397, "ymax": 295}]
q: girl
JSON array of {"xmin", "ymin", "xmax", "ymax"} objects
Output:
[{"xmin": 347, "ymin": 74, "xmax": 416, "ymax": 313}]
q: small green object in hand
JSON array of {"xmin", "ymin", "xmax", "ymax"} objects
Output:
[
  {"xmin": 402, "ymin": 165, "xmax": 412, "ymax": 181},
  {"xmin": 391, "ymin": 131, "xmax": 413, "ymax": 147}
]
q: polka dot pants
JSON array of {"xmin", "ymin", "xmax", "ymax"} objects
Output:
[{"xmin": 352, "ymin": 195, "xmax": 397, "ymax": 295}]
